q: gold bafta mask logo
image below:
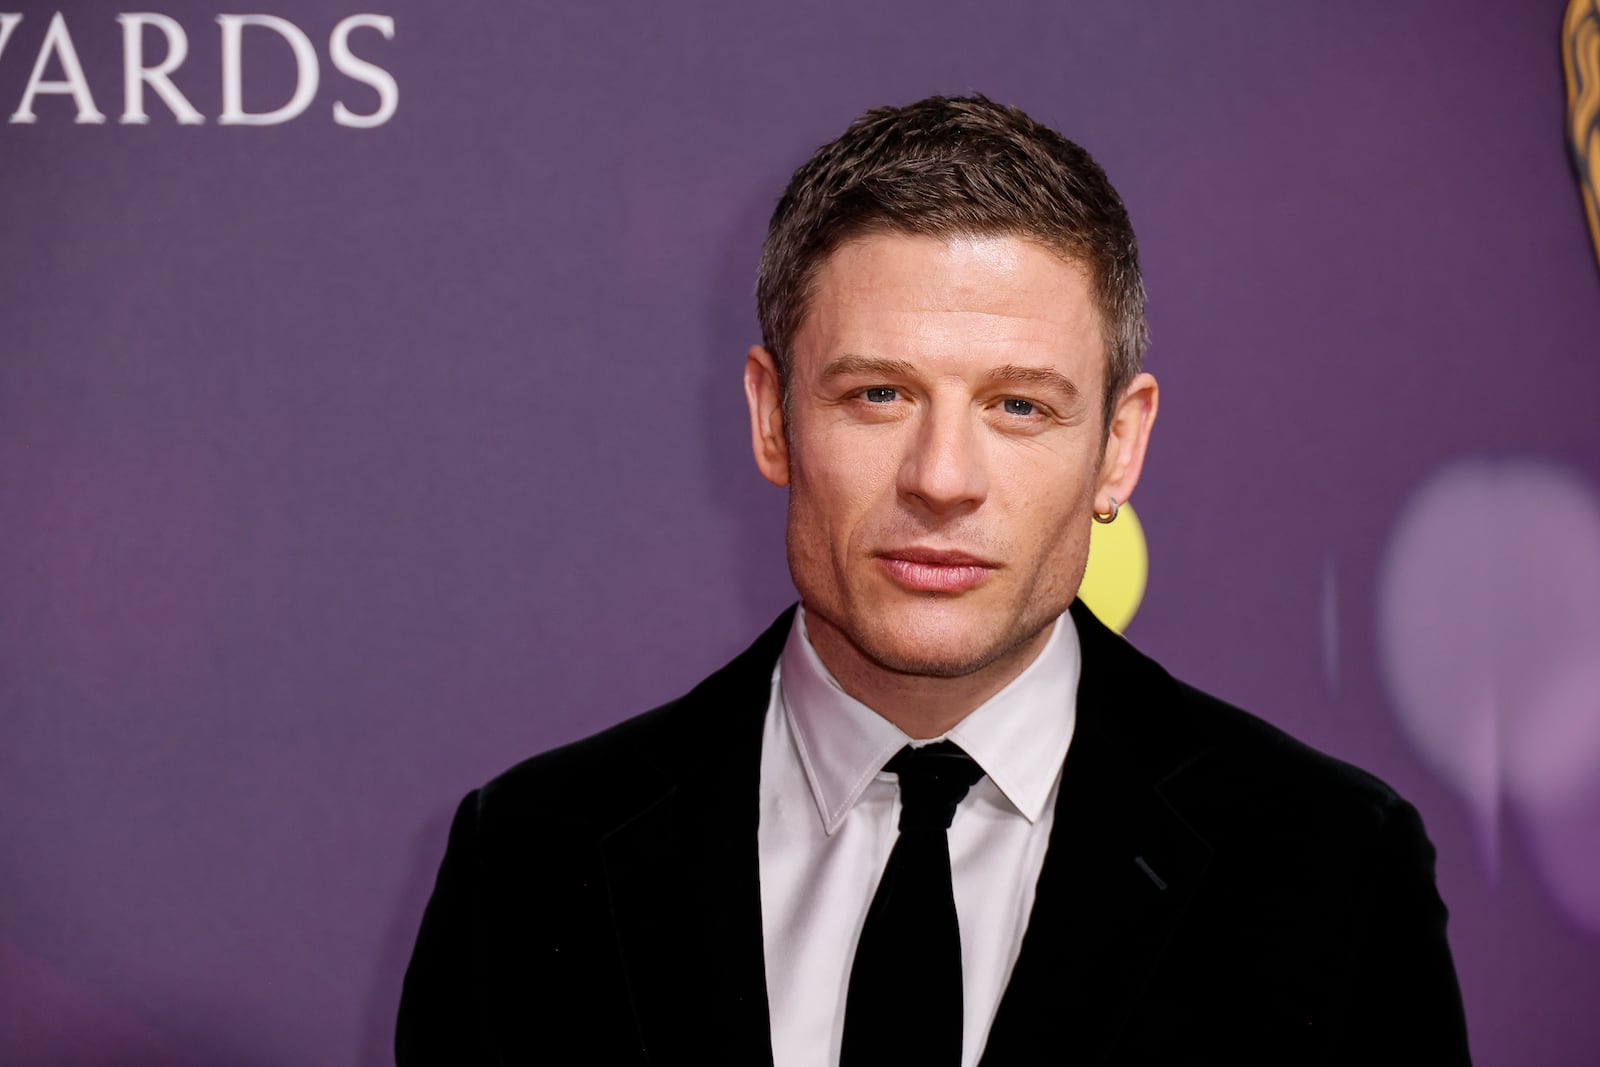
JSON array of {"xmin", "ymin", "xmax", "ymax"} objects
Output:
[{"xmin": 1567, "ymin": 0, "xmax": 1600, "ymax": 269}]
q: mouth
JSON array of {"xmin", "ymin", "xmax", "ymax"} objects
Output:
[{"xmin": 874, "ymin": 547, "xmax": 998, "ymax": 594}]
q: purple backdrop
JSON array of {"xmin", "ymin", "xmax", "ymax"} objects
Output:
[{"xmin": 2, "ymin": 1, "xmax": 1597, "ymax": 1063}]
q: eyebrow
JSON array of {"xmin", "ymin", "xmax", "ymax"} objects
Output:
[
  {"xmin": 818, "ymin": 355, "xmax": 920, "ymax": 382},
  {"xmin": 821, "ymin": 355, "xmax": 1081, "ymax": 401},
  {"xmin": 986, "ymin": 364, "xmax": 1081, "ymax": 400}
]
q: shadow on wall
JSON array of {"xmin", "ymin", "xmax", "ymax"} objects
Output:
[
  {"xmin": 359, "ymin": 803, "xmax": 456, "ymax": 1067},
  {"xmin": 0, "ymin": 928, "xmax": 209, "ymax": 1067}
]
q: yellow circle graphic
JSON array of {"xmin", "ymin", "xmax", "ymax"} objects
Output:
[
  {"xmin": 1078, "ymin": 502, "xmax": 1148, "ymax": 633},
  {"xmin": 1565, "ymin": 0, "xmax": 1600, "ymax": 270}
]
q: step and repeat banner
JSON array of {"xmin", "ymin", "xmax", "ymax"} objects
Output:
[{"xmin": 3, "ymin": 2, "xmax": 1598, "ymax": 1063}]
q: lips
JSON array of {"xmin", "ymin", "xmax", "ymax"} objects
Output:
[{"xmin": 875, "ymin": 547, "xmax": 997, "ymax": 593}]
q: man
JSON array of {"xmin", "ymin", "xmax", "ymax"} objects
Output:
[{"xmin": 396, "ymin": 96, "xmax": 1471, "ymax": 1065}]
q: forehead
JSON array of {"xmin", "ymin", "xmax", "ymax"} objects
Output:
[{"xmin": 796, "ymin": 232, "xmax": 1103, "ymax": 372}]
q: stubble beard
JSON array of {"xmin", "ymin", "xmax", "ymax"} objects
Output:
[
  {"xmin": 859, "ymin": 611, "xmax": 1062, "ymax": 679},
  {"xmin": 784, "ymin": 464, "xmax": 1094, "ymax": 686},
  {"xmin": 796, "ymin": 549, "xmax": 1083, "ymax": 684},
  {"xmin": 841, "ymin": 566, "xmax": 1080, "ymax": 681}
]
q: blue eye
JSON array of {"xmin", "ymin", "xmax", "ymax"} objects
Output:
[
  {"xmin": 1003, "ymin": 398, "xmax": 1036, "ymax": 416},
  {"xmin": 864, "ymin": 387, "xmax": 897, "ymax": 403}
]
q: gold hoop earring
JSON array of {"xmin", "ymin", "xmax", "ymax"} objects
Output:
[{"xmin": 1093, "ymin": 497, "xmax": 1119, "ymax": 524}]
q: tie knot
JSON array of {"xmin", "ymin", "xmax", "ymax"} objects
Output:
[{"xmin": 885, "ymin": 741, "xmax": 985, "ymax": 832}]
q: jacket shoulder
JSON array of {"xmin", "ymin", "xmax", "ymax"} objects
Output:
[
  {"xmin": 1072, "ymin": 599, "xmax": 1408, "ymax": 828},
  {"xmin": 466, "ymin": 607, "xmax": 795, "ymax": 835},
  {"xmin": 473, "ymin": 694, "xmax": 696, "ymax": 831},
  {"xmin": 1156, "ymin": 676, "xmax": 1419, "ymax": 849},
  {"xmin": 1084, "ymin": 650, "xmax": 1469, "ymax": 1062}
]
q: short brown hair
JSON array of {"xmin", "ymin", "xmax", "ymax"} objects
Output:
[{"xmin": 756, "ymin": 95, "xmax": 1148, "ymax": 427}]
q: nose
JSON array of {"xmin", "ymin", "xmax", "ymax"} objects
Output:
[{"xmin": 896, "ymin": 398, "xmax": 989, "ymax": 516}]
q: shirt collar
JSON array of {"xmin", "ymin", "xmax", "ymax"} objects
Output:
[{"xmin": 778, "ymin": 606, "xmax": 1080, "ymax": 834}]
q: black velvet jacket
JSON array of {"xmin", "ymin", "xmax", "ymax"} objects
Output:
[{"xmin": 396, "ymin": 601, "xmax": 1472, "ymax": 1065}]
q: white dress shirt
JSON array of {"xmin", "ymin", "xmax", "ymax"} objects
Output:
[{"xmin": 758, "ymin": 608, "xmax": 1081, "ymax": 1067}]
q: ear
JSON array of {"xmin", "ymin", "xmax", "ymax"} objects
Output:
[
  {"xmin": 744, "ymin": 345, "xmax": 790, "ymax": 488},
  {"xmin": 1095, "ymin": 372, "xmax": 1158, "ymax": 510}
]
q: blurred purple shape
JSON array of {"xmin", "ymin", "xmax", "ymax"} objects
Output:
[
  {"xmin": 1519, "ymin": 771, "xmax": 1600, "ymax": 935},
  {"xmin": 1377, "ymin": 460, "xmax": 1600, "ymax": 931},
  {"xmin": 0, "ymin": 928, "xmax": 196, "ymax": 1065}
]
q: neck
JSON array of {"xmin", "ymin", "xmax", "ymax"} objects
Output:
[{"xmin": 803, "ymin": 611, "xmax": 1055, "ymax": 739}]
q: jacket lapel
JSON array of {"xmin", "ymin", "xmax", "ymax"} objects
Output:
[
  {"xmin": 979, "ymin": 602, "xmax": 1213, "ymax": 1065},
  {"xmin": 600, "ymin": 611, "xmax": 791, "ymax": 1066}
]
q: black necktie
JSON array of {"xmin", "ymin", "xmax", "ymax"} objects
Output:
[{"xmin": 840, "ymin": 741, "xmax": 986, "ymax": 1067}]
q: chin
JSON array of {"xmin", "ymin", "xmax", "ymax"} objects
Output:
[{"xmin": 854, "ymin": 597, "xmax": 1041, "ymax": 679}]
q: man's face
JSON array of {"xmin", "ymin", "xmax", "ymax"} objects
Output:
[{"xmin": 745, "ymin": 232, "xmax": 1155, "ymax": 681}]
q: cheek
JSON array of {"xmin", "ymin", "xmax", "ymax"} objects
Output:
[
  {"xmin": 993, "ymin": 455, "xmax": 1096, "ymax": 562},
  {"xmin": 790, "ymin": 426, "xmax": 901, "ymax": 548}
]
